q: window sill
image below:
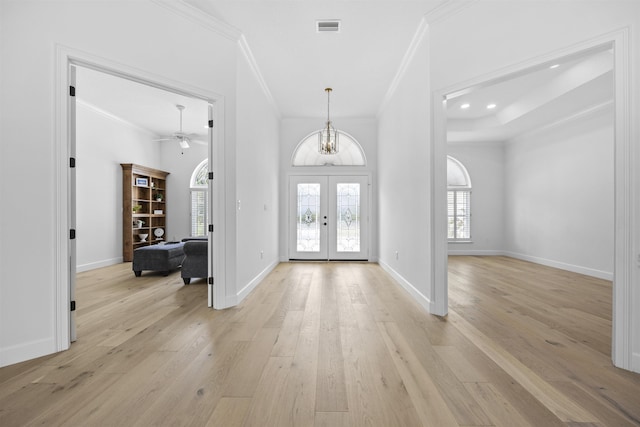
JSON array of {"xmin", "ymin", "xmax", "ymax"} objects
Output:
[{"xmin": 448, "ymin": 240, "xmax": 473, "ymax": 244}]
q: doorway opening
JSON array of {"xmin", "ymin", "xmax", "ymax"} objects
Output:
[
  {"xmin": 432, "ymin": 32, "xmax": 635, "ymax": 372},
  {"xmin": 61, "ymin": 53, "xmax": 221, "ymax": 347}
]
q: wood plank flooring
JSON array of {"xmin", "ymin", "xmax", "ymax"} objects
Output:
[{"xmin": 1, "ymin": 256, "xmax": 639, "ymax": 426}]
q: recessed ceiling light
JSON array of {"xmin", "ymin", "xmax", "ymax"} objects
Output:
[
  {"xmin": 486, "ymin": 103, "xmax": 496, "ymax": 109},
  {"xmin": 549, "ymin": 64, "xmax": 560, "ymax": 69},
  {"xmin": 460, "ymin": 103, "xmax": 470, "ymax": 109}
]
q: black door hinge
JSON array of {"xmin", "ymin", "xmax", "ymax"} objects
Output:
[
  {"xmin": 208, "ymin": 172, "xmax": 214, "ymax": 180},
  {"xmin": 70, "ymin": 157, "xmax": 76, "ymax": 168},
  {"xmin": 70, "ymin": 229, "xmax": 76, "ymax": 240},
  {"xmin": 69, "ymin": 86, "xmax": 76, "ymax": 97},
  {"xmin": 208, "ymin": 277, "xmax": 214, "ymax": 285},
  {"xmin": 208, "ymin": 224, "xmax": 214, "ymax": 233},
  {"xmin": 208, "ymin": 119, "xmax": 214, "ymax": 128},
  {"xmin": 70, "ymin": 301, "xmax": 76, "ymax": 311}
]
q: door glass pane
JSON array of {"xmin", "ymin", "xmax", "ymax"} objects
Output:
[
  {"xmin": 297, "ymin": 183, "xmax": 321, "ymax": 252},
  {"xmin": 336, "ymin": 183, "xmax": 360, "ymax": 252}
]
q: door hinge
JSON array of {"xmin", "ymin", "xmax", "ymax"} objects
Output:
[
  {"xmin": 208, "ymin": 172, "xmax": 214, "ymax": 180},
  {"xmin": 69, "ymin": 86, "xmax": 76, "ymax": 97},
  {"xmin": 70, "ymin": 300, "xmax": 76, "ymax": 311},
  {"xmin": 70, "ymin": 157, "xmax": 76, "ymax": 168},
  {"xmin": 208, "ymin": 277, "xmax": 214, "ymax": 285},
  {"xmin": 70, "ymin": 229, "xmax": 76, "ymax": 240},
  {"xmin": 208, "ymin": 119, "xmax": 214, "ymax": 128},
  {"xmin": 208, "ymin": 224, "xmax": 214, "ymax": 233}
]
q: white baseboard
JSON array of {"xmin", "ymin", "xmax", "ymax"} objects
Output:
[
  {"xmin": 503, "ymin": 251, "xmax": 613, "ymax": 281},
  {"xmin": 235, "ymin": 259, "xmax": 279, "ymax": 304},
  {"xmin": 77, "ymin": 257, "xmax": 123, "ymax": 273},
  {"xmin": 632, "ymin": 352, "xmax": 640, "ymax": 374},
  {"xmin": 447, "ymin": 249, "xmax": 504, "ymax": 256},
  {"xmin": 378, "ymin": 259, "xmax": 432, "ymax": 313},
  {"xmin": 0, "ymin": 337, "xmax": 57, "ymax": 368}
]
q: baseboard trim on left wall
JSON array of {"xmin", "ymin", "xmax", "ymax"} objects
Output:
[
  {"xmin": 77, "ymin": 257, "xmax": 123, "ymax": 273},
  {"xmin": 0, "ymin": 337, "xmax": 56, "ymax": 368},
  {"xmin": 234, "ymin": 260, "xmax": 280, "ymax": 305},
  {"xmin": 378, "ymin": 258, "xmax": 432, "ymax": 313}
]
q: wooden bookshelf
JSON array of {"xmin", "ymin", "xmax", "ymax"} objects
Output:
[{"xmin": 121, "ymin": 164, "xmax": 170, "ymax": 262}]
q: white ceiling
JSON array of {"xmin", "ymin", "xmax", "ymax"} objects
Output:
[
  {"xmin": 446, "ymin": 47, "xmax": 614, "ymax": 143},
  {"xmin": 186, "ymin": 0, "xmax": 442, "ymax": 118},
  {"xmin": 76, "ymin": 68, "xmax": 211, "ymax": 142},
  {"xmin": 75, "ymin": 1, "xmax": 614, "ymax": 145}
]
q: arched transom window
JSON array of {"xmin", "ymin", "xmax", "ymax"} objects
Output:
[
  {"xmin": 292, "ymin": 131, "xmax": 366, "ymax": 166},
  {"xmin": 447, "ymin": 156, "xmax": 472, "ymax": 241}
]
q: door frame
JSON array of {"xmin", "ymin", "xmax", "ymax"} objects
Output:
[
  {"xmin": 288, "ymin": 173, "xmax": 372, "ymax": 261},
  {"xmin": 432, "ymin": 29, "xmax": 637, "ymax": 372},
  {"xmin": 54, "ymin": 45, "xmax": 227, "ymax": 352}
]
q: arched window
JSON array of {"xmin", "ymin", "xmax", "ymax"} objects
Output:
[
  {"xmin": 447, "ymin": 156, "xmax": 471, "ymax": 241},
  {"xmin": 190, "ymin": 159, "xmax": 208, "ymax": 237},
  {"xmin": 292, "ymin": 131, "xmax": 366, "ymax": 166}
]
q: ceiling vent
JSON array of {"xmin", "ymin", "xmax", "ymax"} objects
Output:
[{"xmin": 316, "ymin": 20, "xmax": 341, "ymax": 33}]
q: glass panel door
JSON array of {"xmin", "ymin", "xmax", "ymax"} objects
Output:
[
  {"xmin": 328, "ymin": 176, "xmax": 368, "ymax": 260},
  {"xmin": 289, "ymin": 176, "xmax": 328, "ymax": 259},
  {"xmin": 290, "ymin": 176, "xmax": 368, "ymax": 260},
  {"xmin": 297, "ymin": 182, "xmax": 322, "ymax": 252}
]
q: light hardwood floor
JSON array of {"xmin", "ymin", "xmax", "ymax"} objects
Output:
[{"xmin": 1, "ymin": 257, "xmax": 639, "ymax": 426}]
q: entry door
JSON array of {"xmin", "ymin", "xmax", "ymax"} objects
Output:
[{"xmin": 289, "ymin": 175, "xmax": 368, "ymax": 260}]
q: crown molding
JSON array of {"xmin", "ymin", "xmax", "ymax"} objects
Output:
[
  {"xmin": 377, "ymin": 0, "xmax": 477, "ymax": 117},
  {"xmin": 376, "ymin": 16, "xmax": 428, "ymax": 117},
  {"xmin": 151, "ymin": 0, "xmax": 280, "ymax": 118},
  {"xmin": 424, "ymin": 0, "xmax": 478, "ymax": 25},
  {"xmin": 77, "ymin": 99, "xmax": 159, "ymax": 137},
  {"xmin": 508, "ymin": 100, "xmax": 613, "ymax": 144},
  {"xmin": 150, "ymin": 0, "xmax": 242, "ymax": 41},
  {"xmin": 238, "ymin": 35, "xmax": 282, "ymax": 119}
]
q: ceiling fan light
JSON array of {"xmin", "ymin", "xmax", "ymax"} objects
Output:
[{"xmin": 179, "ymin": 138, "xmax": 190, "ymax": 149}]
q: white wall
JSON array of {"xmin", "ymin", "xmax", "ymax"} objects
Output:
[
  {"xmin": 0, "ymin": 0, "xmax": 239, "ymax": 367},
  {"xmin": 377, "ymin": 29, "xmax": 433, "ymax": 311},
  {"xmin": 160, "ymin": 139, "xmax": 208, "ymax": 243},
  {"xmin": 504, "ymin": 108, "xmax": 614, "ymax": 279},
  {"xmin": 76, "ymin": 102, "xmax": 161, "ymax": 271},
  {"xmin": 234, "ymin": 46, "xmax": 281, "ymax": 301},
  {"xmin": 426, "ymin": 0, "xmax": 640, "ymax": 371},
  {"xmin": 279, "ymin": 117, "xmax": 378, "ymax": 261},
  {"xmin": 447, "ymin": 142, "xmax": 505, "ymax": 255}
]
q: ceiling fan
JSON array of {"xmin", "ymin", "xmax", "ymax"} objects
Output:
[{"xmin": 154, "ymin": 104, "xmax": 205, "ymax": 149}]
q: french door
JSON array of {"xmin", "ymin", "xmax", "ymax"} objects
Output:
[{"xmin": 289, "ymin": 175, "xmax": 369, "ymax": 260}]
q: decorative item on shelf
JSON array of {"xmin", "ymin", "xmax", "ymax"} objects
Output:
[
  {"xmin": 138, "ymin": 233, "xmax": 149, "ymax": 242},
  {"xmin": 154, "ymin": 228, "xmax": 165, "ymax": 240},
  {"xmin": 135, "ymin": 177, "xmax": 148, "ymax": 186},
  {"xmin": 154, "ymin": 209, "xmax": 163, "ymax": 215},
  {"xmin": 132, "ymin": 204, "xmax": 142, "ymax": 213},
  {"xmin": 135, "ymin": 220, "xmax": 145, "ymax": 228},
  {"xmin": 318, "ymin": 87, "xmax": 339, "ymax": 155},
  {"xmin": 154, "ymin": 192, "xmax": 164, "ymax": 202}
]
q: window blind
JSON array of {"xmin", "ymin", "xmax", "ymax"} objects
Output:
[
  {"xmin": 448, "ymin": 189, "xmax": 470, "ymax": 240},
  {"xmin": 191, "ymin": 190, "xmax": 208, "ymax": 237}
]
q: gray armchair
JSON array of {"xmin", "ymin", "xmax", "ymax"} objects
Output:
[{"xmin": 181, "ymin": 239, "xmax": 208, "ymax": 284}]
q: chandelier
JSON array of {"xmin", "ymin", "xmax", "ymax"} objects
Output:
[{"xmin": 318, "ymin": 87, "xmax": 339, "ymax": 155}]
